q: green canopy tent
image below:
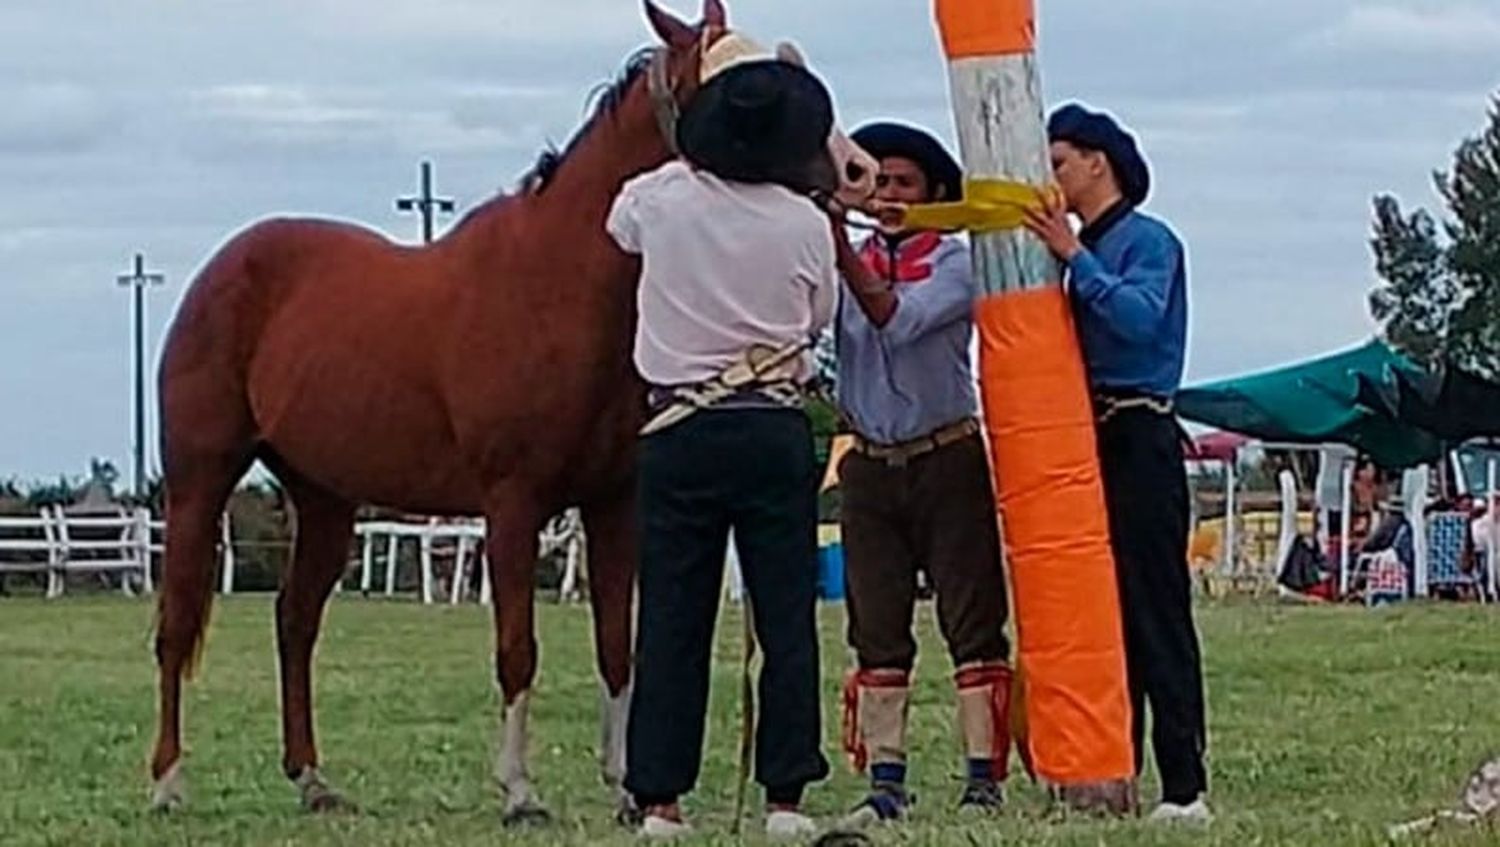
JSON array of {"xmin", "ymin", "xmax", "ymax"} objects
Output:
[
  {"xmin": 1357, "ymin": 363, "xmax": 1500, "ymax": 444},
  {"xmin": 1176, "ymin": 339, "xmax": 1443, "ymax": 469}
]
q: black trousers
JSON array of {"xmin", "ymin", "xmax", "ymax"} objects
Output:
[
  {"xmin": 625, "ymin": 409, "xmax": 830, "ymax": 805},
  {"xmin": 1097, "ymin": 409, "xmax": 1208, "ymax": 805}
]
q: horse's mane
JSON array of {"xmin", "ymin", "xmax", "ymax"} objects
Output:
[{"xmin": 517, "ymin": 48, "xmax": 658, "ymax": 195}]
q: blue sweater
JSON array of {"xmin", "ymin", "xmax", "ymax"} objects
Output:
[
  {"xmin": 837, "ymin": 234, "xmax": 978, "ymax": 444},
  {"xmin": 1066, "ymin": 206, "xmax": 1188, "ymax": 397}
]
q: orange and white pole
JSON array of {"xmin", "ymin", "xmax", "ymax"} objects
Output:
[{"xmin": 931, "ymin": 0, "xmax": 1135, "ymax": 803}]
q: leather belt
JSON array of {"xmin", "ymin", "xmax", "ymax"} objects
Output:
[{"xmin": 850, "ymin": 417, "xmax": 980, "ymax": 468}]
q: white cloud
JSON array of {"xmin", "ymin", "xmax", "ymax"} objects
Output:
[
  {"xmin": 0, "ymin": 84, "xmax": 116, "ymax": 154},
  {"xmin": 1310, "ymin": 3, "xmax": 1500, "ymax": 53},
  {"xmin": 296, "ymin": 0, "xmax": 641, "ymax": 45},
  {"xmin": 176, "ymin": 82, "xmax": 568, "ymax": 164},
  {"xmin": 191, "ymin": 84, "xmax": 385, "ymax": 128}
]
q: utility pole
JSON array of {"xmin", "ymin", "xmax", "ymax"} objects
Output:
[
  {"xmin": 117, "ymin": 252, "xmax": 164, "ymax": 499},
  {"xmin": 395, "ymin": 160, "xmax": 456, "ymax": 244}
]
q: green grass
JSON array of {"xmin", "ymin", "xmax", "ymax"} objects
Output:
[{"xmin": 4, "ymin": 596, "xmax": 1500, "ymax": 845}]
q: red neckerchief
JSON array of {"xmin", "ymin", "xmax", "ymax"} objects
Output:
[{"xmin": 857, "ymin": 231, "xmax": 943, "ymax": 283}]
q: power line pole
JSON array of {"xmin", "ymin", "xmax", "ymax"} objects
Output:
[
  {"xmin": 117, "ymin": 252, "xmax": 164, "ymax": 499},
  {"xmin": 395, "ymin": 160, "xmax": 455, "ymax": 244}
]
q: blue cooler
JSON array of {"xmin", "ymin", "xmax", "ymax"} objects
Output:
[{"xmin": 817, "ymin": 543, "xmax": 846, "ymax": 601}]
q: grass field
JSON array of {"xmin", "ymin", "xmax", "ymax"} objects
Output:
[{"xmin": 5, "ymin": 596, "xmax": 1500, "ymax": 846}]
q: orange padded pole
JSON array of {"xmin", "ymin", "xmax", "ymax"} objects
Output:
[{"xmin": 932, "ymin": 0, "xmax": 1134, "ymax": 796}]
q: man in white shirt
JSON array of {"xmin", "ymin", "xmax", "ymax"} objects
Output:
[
  {"xmin": 1472, "ymin": 506, "xmax": 1494, "ymax": 558},
  {"xmin": 606, "ymin": 59, "xmax": 840, "ymax": 840}
]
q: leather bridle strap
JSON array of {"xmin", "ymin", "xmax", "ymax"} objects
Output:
[{"xmin": 646, "ymin": 47, "xmax": 682, "ymax": 156}]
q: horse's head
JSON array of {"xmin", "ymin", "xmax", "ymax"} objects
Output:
[{"xmin": 644, "ymin": 0, "xmax": 877, "ymax": 206}]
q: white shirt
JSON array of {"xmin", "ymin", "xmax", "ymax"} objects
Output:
[
  {"xmin": 606, "ymin": 161, "xmax": 837, "ymax": 386},
  {"xmin": 1473, "ymin": 512, "xmax": 1493, "ymax": 552}
]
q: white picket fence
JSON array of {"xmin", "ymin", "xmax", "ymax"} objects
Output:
[
  {"xmin": 0, "ymin": 506, "xmax": 198, "ymax": 598},
  {"xmin": 351, "ymin": 510, "xmax": 586, "ymax": 606},
  {"xmin": 0, "ymin": 506, "xmax": 584, "ymax": 605}
]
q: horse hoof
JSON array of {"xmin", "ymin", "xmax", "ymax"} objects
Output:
[
  {"xmin": 295, "ymin": 768, "xmax": 356, "ymax": 814},
  {"xmin": 615, "ymin": 800, "xmax": 645, "ymax": 828},
  {"xmin": 502, "ymin": 802, "xmax": 552, "ymax": 828},
  {"xmin": 304, "ymin": 788, "xmax": 356, "ymax": 814},
  {"xmin": 149, "ymin": 763, "xmax": 186, "ymax": 812}
]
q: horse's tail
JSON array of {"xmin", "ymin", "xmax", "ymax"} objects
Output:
[{"xmin": 152, "ymin": 552, "xmax": 218, "ymax": 683}]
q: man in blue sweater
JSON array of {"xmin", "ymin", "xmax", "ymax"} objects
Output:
[
  {"xmin": 1023, "ymin": 103, "xmax": 1211, "ymax": 824},
  {"xmin": 832, "ymin": 122, "xmax": 1014, "ymax": 825}
]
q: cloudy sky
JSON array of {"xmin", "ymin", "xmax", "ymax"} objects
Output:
[{"xmin": 1, "ymin": 0, "xmax": 1496, "ymax": 480}]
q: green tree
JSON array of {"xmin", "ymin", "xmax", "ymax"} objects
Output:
[
  {"xmin": 23, "ymin": 476, "xmax": 79, "ymax": 508},
  {"xmin": 1370, "ymin": 93, "xmax": 1500, "ymax": 378}
]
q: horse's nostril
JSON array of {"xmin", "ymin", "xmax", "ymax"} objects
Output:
[{"xmin": 846, "ymin": 162, "xmax": 868, "ymax": 184}]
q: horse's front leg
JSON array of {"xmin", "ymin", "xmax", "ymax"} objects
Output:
[
  {"xmin": 484, "ymin": 490, "xmax": 549, "ymax": 826},
  {"xmin": 582, "ymin": 490, "xmax": 638, "ymax": 822}
]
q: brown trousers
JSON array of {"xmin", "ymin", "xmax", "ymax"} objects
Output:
[{"xmin": 840, "ymin": 433, "xmax": 1010, "ymax": 670}]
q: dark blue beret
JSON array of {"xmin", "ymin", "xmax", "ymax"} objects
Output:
[{"xmin": 1047, "ymin": 103, "xmax": 1151, "ymax": 206}]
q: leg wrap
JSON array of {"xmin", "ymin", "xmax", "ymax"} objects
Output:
[
  {"xmin": 955, "ymin": 661, "xmax": 1016, "ymax": 781},
  {"xmin": 841, "ymin": 668, "xmax": 910, "ymax": 774}
]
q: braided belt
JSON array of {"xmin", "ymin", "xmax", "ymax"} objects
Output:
[{"xmin": 1094, "ymin": 393, "xmax": 1174, "ymax": 424}]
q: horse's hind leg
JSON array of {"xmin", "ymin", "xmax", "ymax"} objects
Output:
[
  {"xmin": 482, "ymin": 488, "xmax": 549, "ymax": 826},
  {"xmin": 150, "ymin": 450, "xmax": 251, "ymax": 810},
  {"xmin": 268, "ymin": 462, "xmax": 357, "ymax": 812},
  {"xmin": 150, "ymin": 352, "xmax": 257, "ymax": 811},
  {"xmin": 582, "ymin": 490, "xmax": 637, "ymax": 821}
]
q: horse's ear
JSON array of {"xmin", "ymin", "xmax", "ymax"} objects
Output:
[
  {"xmin": 775, "ymin": 40, "xmax": 807, "ymax": 68},
  {"xmin": 702, "ymin": 0, "xmax": 726, "ymax": 29},
  {"xmin": 645, "ymin": 1, "xmax": 697, "ymax": 48}
]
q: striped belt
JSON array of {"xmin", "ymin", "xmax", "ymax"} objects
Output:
[
  {"xmin": 639, "ymin": 339, "xmax": 812, "ymax": 437},
  {"xmin": 850, "ymin": 417, "xmax": 980, "ymax": 468},
  {"xmin": 645, "ymin": 381, "xmax": 805, "ymax": 416}
]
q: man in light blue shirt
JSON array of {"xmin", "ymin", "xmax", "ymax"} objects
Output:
[{"xmin": 830, "ymin": 122, "xmax": 1015, "ymax": 825}]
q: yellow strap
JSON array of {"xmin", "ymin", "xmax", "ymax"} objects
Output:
[{"xmin": 901, "ymin": 178, "xmax": 1045, "ymax": 233}]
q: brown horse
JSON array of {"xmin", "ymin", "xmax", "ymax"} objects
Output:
[{"xmin": 147, "ymin": 0, "xmax": 875, "ymax": 825}]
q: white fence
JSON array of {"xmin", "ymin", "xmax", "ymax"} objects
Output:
[
  {"xmin": 0, "ymin": 507, "xmax": 172, "ymax": 598},
  {"xmin": 0, "ymin": 506, "xmax": 584, "ymax": 606},
  {"xmin": 350, "ymin": 510, "xmax": 586, "ymax": 605}
]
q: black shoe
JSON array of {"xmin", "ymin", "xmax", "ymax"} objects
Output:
[
  {"xmin": 839, "ymin": 782, "xmax": 911, "ymax": 829},
  {"xmin": 958, "ymin": 779, "xmax": 1004, "ymax": 812}
]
